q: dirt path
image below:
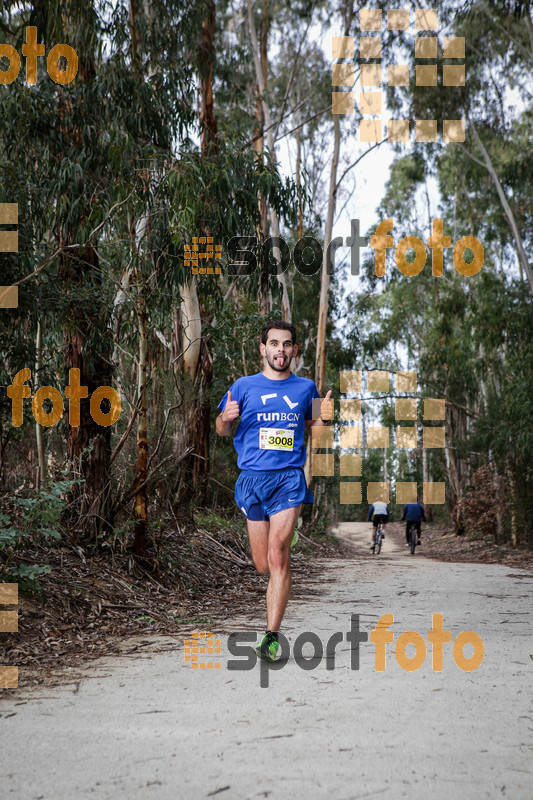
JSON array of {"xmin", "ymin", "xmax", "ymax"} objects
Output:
[{"xmin": 1, "ymin": 522, "xmax": 531, "ymax": 799}]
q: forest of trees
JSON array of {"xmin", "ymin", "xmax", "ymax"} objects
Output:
[{"xmin": 1, "ymin": 0, "xmax": 532, "ymax": 594}]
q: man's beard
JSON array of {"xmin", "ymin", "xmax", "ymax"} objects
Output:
[{"xmin": 266, "ymin": 352, "xmax": 291, "ymax": 372}]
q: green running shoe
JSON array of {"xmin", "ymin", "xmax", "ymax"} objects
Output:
[
  {"xmin": 255, "ymin": 632, "xmax": 279, "ymax": 662},
  {"xmin": 291, "ymin": 517, "xmax": 302, "ymax": 548}
]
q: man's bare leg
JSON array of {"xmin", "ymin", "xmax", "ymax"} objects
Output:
[
  {"xmin": 246, "ymin": 520, "xmax": 269, "ymax": 574},
  {"xmin": 266, "ymin": 505, "xmax": 301, "ymax": 631}
]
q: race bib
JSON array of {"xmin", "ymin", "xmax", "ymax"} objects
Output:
[{"xmin": 259, "ymin": 427, "xmax": 294, "ymax": 451}]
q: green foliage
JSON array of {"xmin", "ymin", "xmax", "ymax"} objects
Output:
[
  {"xmin": 9, "ymin": 564, "xmax": 52, "ymax": 592},
  {"xmin": 14, "ymin": 481, "xmax": 73, "ymax": 539},
  {"xmin": 0, "ymin": 476, "xmax": 80, "ymax": 591},
  {"xmin": 334, "ymin": 0, "xmax": 533, "ymax": 544},
  {"xmin": 2, "ymin": 0, "xmax": 531, "ymax": 555}
]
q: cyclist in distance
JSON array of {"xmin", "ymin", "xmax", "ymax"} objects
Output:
[
  {"xmin": 401, "ymin": 499, "xmax": 427, "ymax": 546},
  {"xmin": 367, "ymin": 495, "xmax": 390, "ymax": 549},
  {"xmin": 216, "ymin": 320, "xmax": 333, "ymax": 663}
]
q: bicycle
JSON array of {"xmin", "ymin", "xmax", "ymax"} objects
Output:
[
  {"xmin": 372, "ymin": 522, "xmax": 385, "ymax": 555},
  {"xmin": 407, "ymin": 521, "xmax": 418, "ymax": 555}
]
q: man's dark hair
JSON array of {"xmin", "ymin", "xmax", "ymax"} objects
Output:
[{"xmin": 261, "ymin": 320, "xmax": 297, "ymax": 345}]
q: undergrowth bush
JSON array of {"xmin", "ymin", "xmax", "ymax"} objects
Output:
[{"xmin": 0, "ymin": 475, "xmax": 80, "ymax": 591}]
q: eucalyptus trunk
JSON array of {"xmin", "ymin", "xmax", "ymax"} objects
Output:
[
  {"xmin": 247, "ymin": 0, "xmax": 291, "ymax": 321},
  {"xmin": 35, "ymin": 320, "xmax": 45, "ymax": 488},
  {"xmin": 315, "ymin": 114, "xmax": 340, "ymax": 396},
  {"xmin": 468, "ymin": 116, "xmax": 533, "ymax": 296},
  {"xmin": 174, "ymin": 0, "xmax": 218, "ymax": 506},
  {"xmin": 133, "ymin": 274, "xmax": 149, "ymax": 557},
  {"xmin": 60, "ymin": 245, "xmax": 112, "ymax": 541}
]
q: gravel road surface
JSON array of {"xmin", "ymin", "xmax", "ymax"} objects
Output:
[{"xmin": 1, "ymin": 522, "xmax": 531, "ymax": 799}]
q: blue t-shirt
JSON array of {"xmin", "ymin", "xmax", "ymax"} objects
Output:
[
  {"xmin": 217, "ymin": 372, "xmax": 320, "ymax": 471},
  {"xmin": 402, "ymin": 503, "xmax": 426, "ymax": 522}
]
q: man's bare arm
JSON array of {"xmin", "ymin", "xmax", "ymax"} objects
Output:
[
  {"xmin": 216, "ymin": 390, "xmax": 240, "ymax": 437},
  {"xmin": 216, "ymin": 413, "xmax": 234, "ymax": 436}
]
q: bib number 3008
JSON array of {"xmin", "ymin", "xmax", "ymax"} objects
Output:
[{"xmin": 259, "ymin": 427, "xmax": 294, "ymax": 451}]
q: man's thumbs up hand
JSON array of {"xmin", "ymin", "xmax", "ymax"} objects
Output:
[
  {"xmin": 320, "ymin": 390, "xmax": 334, "ymax": 421},
  {"xmin": 222, "ymin": 390, "xmax": 240, "ymax": 423}
]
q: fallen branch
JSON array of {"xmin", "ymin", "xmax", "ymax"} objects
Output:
[
  {"xmin": 195, "ymin": 528, "xmax": 252, "ymax": 567},
  {"xmin": 298, "ymin": 531, "xmax": 322, "ymax": 547}
]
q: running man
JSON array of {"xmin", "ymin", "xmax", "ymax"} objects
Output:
[
  {"xmin": 367, "ymin": 496, "xmax": 390, "ymax": 549},
  {"xmin": 216, "ymin": 320, "xmax": 332, "ymax": 662},
  {"xmin": 402, "ymin": 500, "xmax": 426, "ymax": 546}
]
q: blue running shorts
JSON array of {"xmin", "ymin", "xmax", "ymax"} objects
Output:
[{"xmin": 235, "ymin": 467, "xmax": 314, "ymax": 521}]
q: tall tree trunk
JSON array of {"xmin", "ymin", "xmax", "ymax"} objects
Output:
[
  {"xmin": 192, "ymin": 0, "xmax": 218, "ymax": 503},
  {"xmin": 129, "ymin": 0, "xmax": 142, "ymax": 80},
  {"xmin": 199, "ymin": 0, "xmax": 218, "ymax": 153},
  {"xmin": 444, "ymin": 407, "xmax": 462, "ymax": 534},
  {"xmin": 247, "ymin": 0, "xmax": 291, "ymax": 321},
  {"xmin": 422, "ymin": 446, "xmax": 428, "ymax": 485},
  {"xmin": 314, "ymin": 1, "xmax": 356, "ymax": 391},
  {"xmin": 525, "ymin": 3, "xmax": 533, "ymax": 55},
  {"xmin": 126, "ymin": 0, "xmax": 153, "ymax": 556},
  {"xmin": 253, "ymin": 6, "xmax": 270, "ymax": 313},
  {"xmin": 296, "ymin": 113, "xmax": 303, "ymax": 239},
  {"xmin": 174, "ymin": 0, "xmax": 218, "ymax": 507},
  {"xmin": 133, "ymin": 272, "xmax": 149, "ymax": 557},
  {"xmin": 506, "ymin": 460, "xmax": 519, "ymax": 548},
  {"xmin": 491, "ymin": 461, "xmax": 504, "ymax": 544},
  {"xmin": 315, "ymin": 114, "xmax": 340, "ymax": 395},
  {"xmin": 35, "ymin": 320, "xmax": 45, "ymax": 488},
  {"xmin": 128, "ymin": 196, "xmax": 154, "ymax": 556},
  {"xmin": 174, "ymin": 277, "xmax": 205, "ymax": 502},
  {"xmin": 467, "ymin": 116, "xmax": 533, "ymax": 295},
  {"xmin": 189, "ymin": 338, "xmax": 213, "ymax": 501},
  {"xmin": 479, "ymin": 355, "xmax": 504, "ymax": 543},
  {"xmin": 61, "ymin": 246, "xmax": 112, "ymax": 540},
  {"xmin": 52, "ymin": 6, "xmax": 112, "ymax": 540},
  {"xmin": 422, "ymin": 446, "xmax": 434, "ymax": 521},
  {"xmin": 180, "ymin": 281, "xmax": 202, "ymax": 376}
]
